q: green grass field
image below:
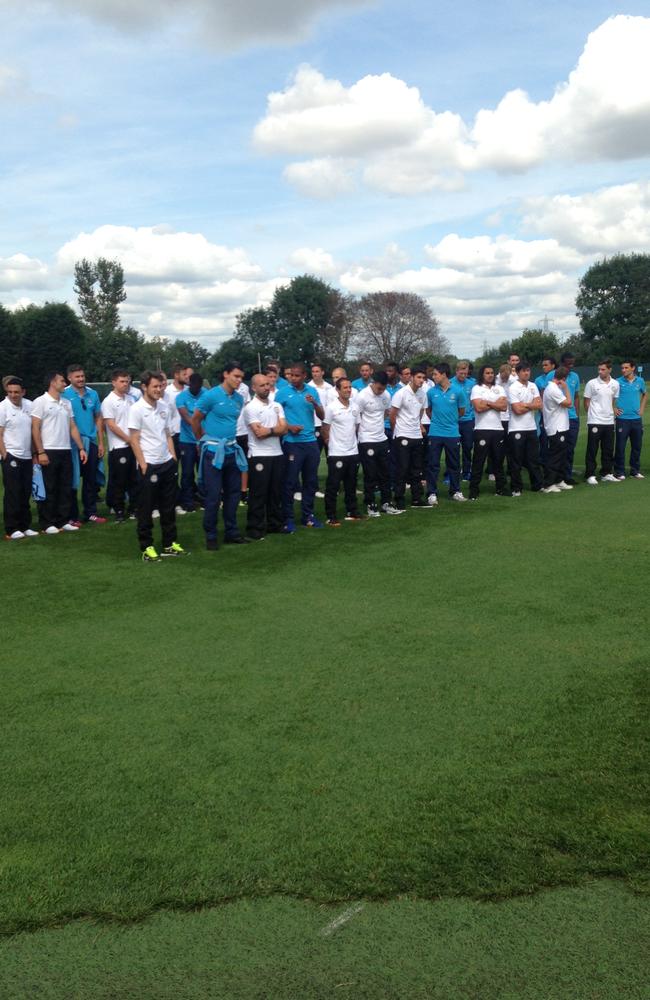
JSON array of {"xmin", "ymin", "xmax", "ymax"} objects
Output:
[{"xmin": 1, "ymin": 423, "xmax": 648, "ymax": 998}]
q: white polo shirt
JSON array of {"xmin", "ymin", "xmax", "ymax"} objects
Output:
[
  {"xmin": 323, "ymin": 397, "xmax": 359, "ymax": 456},
  {"xmin": 308, "ymin": 380, "xmax": 335, "ymax": 428},
  {"xmin": 128, "ymin": 397, "xmax": 173, "ymax": 465},
  {"xmin": 542, "ymin": 380, "xmax": 570, "ymax": 436},
  {"xmin": 31, "ymin": 392, "xmax": 73, "ymax": 450},
  {"xmin": 421, "ymin": 378, "xmax": 434, "ymax": 426},
  {"xmin": 584, "ymin": 376, "xmax": 619, "ymax": 425},
  {"xmin": 356, "ymin": 386, "xmax": 390, "ymax": 444},
  {"xmin": 101, "ymin": 391, "xmax": 133, "ymax": 451},
  {"xmin": 235, "ymin": 382, "xmax": 251, "ymax": 437},
  {"xmin": 392, "ymin": 384, "xmax": 426, "ymax": 439},
  {"xmin": 495, "ymin": 378, "xmax": 511, "ymax": 423},
  {"xmin": 0, "ymin": 398, "xmax": 33, "ymax": 459},
  {"xmin": 244, "ymin": 397, "xmax": 285, "ymax": 458},
  {"xmin": 507, "ymin": 380, "xmax": 540, "ymax": 433},
  {"xmin": 470, "ymin": 384, "xmax": 506, "ymax": 431},
  {"xmin": 163, "ymin": 383, "xmax": 184, "ymax": 435}
]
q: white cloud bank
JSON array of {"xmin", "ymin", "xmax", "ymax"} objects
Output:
[{"xmin": 254, "ymin": 16, "xmax": 650, "ymax": 196}]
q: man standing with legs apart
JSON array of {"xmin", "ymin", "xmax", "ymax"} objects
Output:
[
  {"xmin": 101, "ymin": 369, "xmax": 140, "ymax": 523},
  {"xmin": 356, "ymin": 371, "xmax": 403, "ymax": 517},
  {"xmin": 191, "ymin": 363, "xmax": 249, "ymax": 550},
  {"xmin": 425, "ymin": 362, "xmax": 467, "ymax": 506},
  {"xmin": 469, "ymin": 367, "xmax": 507, "ymax": 500},
  {"xmin": 390, "ymin": 366, "xmax": 428, "ymax": 509},
  {"xmin": 32, "ymin": 372, "xmax": 87, "ymax": 534},
  {"xmin": 507, "ymin": 362, "xmax": 543, "ymax": 496},
  {"xmin": 244, "ymin": 374, "xmax": 288, "ymax": 540},
  {"xmin": 129, "ymin": 371, "xmax": 186, "ymax": 561},
  {"xmin": 321, "ymin": 378, "xmax": 362, "ymax": 526},
  {"xmin": 541, "ymin": 366, "xmax": 573, "ymax": 494},
  {"xmin": 63, "ymin": 365, "xmax": 105, "ymax": 525},
  {"xmin": 275, "ymin": 363, "xmax": 324, "ymax": 532},
  {"xmin": 560, "ymin": 352, "xmax": 580, "ymax": 484},
  {"xmin": 175, "ymin": 373, "xmax": 207, "ymax": 512},
  {"xmin": 451, "ymin": 361, "xmax": 476, "ymax": 482},
  {"xmin": 584, "ymin": 360, "xmax": 621, "ymax": 486},
  {"xmin": 0, "ymin": 378, "xmax": 38, "ymax": 539},
  {"xmin": 614, "ymin": 360, "xmax": 646, "ymax": 480}
]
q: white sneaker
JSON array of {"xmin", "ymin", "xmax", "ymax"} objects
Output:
[
  {"xmin": 24, "ymin": 529, "xmax": 39, "ymax": 537},
  {"xmin": 427, "ymin": 493, "xmax": 438, "ymax": 506},
  {"xmin": 9, "ymin": 530, "xmax": 25, "ymax": 540},
  {"xmin": 152, "ymin": 509, "xmax": 160, "ymax": 518},
  {"xmin": 62, "ymin": 523, "xmax": 79, "ymax": 531},
  {"xmin": 614, "ymin": 474, "xmax": 626, "ymax": 481},
  {"xmin": 366, "ymin": 505, "xmax": 381, "ymax": 518},
  {"xmin": 632, "ymin": 472, "xmax": 645, "ymax": 479},
  {"xmin": 557, "ymin": 481, "xmax": 574, "ymax": 490},
  {"xmin": 488, "ymin": 474, "xmax": 496, "ymax": 482},
  {"xmin": 175, "ymin": 506, "xmax": 187, "ymax": 515},
  {"xmin": 586, "ymin": 476, "xmax": 598, "ymax": 486},
  {"xmin": 44, "ymin": 525, "xmax": 60, "ymax": 535},
  {"xmin": 293, "ymin": 492, "xmax": 302, "ymax": 501},
  {"xmin": 315, "ymin": 490, "xmax": 325, "ymax": 498},
  {"xmin": 451, "ymin": 491, "xmax": 467, "ymax": 502},
  {"xmin": 511, "ymin": 491, "xmax": 522, "ymax": 497},
  {"xmin": 381, "ymin": 503, "xmax": 404, "ymax": 515},
  {"xmin": 542, "ymin": 484, "xmax": 562, "ymax": 493},
  {"xmin": 601, "ymin": 474, "xmax": 620, "ymax": 483}
]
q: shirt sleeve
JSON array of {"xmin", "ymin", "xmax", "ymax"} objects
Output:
[
  {"xmin": 101, "ymin": 396, "xmax": 116, "ymax": 420},
  {"xmin": 611, "ymin": 381, "xmax": 620, "ymax": 399},
  {"xmin": 584, "ymin": 381, "xmax": 593, "ymax": 399},
  {"xmin": 127, "ymin": 406, "xmax": 143, "ymax": 432},
  {"xmin": 323, "ymin": 404, "xmax": 334, "ymax": 424}
]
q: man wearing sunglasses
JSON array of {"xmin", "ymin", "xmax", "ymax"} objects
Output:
[{"xmin": 63, "ymin": 364, "xmax": 106, "ymax": 524}]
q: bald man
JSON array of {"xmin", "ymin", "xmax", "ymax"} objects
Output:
[{"xmin": 243, "ymin": 373, "xmax": 288, "ymax": 539}]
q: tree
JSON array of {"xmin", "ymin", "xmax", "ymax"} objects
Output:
[
  {"xmin": 474, "ymin": 329, "xmax": 562, "ymax": 367},
  {"xmin": 0, "ymin": 304, "xmax": 19, "ymax": 378},
  {"xmin": 15, "ymin": 303, "xmax": 86, "ymax": 398},
  {"xmin": 318, "ymin": 291, "xmax": 355, "ymax": 367},
  {"xmin": 85, "ymin": 325, "xmax": 147, "ymax": 381},
  {"xmin": 270, "ymin": 275, "xmax": 334, "ymax": 362},
  {"xmin": 576, "ymin": 254, "xmax": 650, "ymax": 360},
  {"xmin": 74, "ymin": 257, "xmax": 126, "ymax": 335},
  {"xmin": 352, "ymin": 292, "xmax": 448, "ymax": 365}
]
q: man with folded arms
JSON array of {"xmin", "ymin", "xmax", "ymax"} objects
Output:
[
  {"xmin": 468, "ymin": 366, "xmax": 507, "ymax": 499},
  {"xmin": 243, "ymin": 374, "xmax": 288, "ymax": 540},
  {"xmin": 541, "ymin": 366, "xmax": 573, "ymax": 494},
  {"xmin": 101, "ymin": 369, "xmax": 139, "ymax": 523},
  {"xmin": 584, "ymin": 360, "xmax": 621, "ymax": 486},
  {"xmin": 356, "ymin": 371, "xmax": 403, "ymax": 517},
  {"xmin": 390, "ymin": 366, "xmax": 428, "ymax": 509},
  {"xmin": 321, "ymin": 378, "xmax": 362, "ymax": 526},
  {"xmin": 0, "ymin": 377, "xmax": 38, "ymax": 539},
  {"xmin": 32, "ymin": 371, "xmax": 87, "ymax": 534},
  {"xmin": 507, "ymin": 362, "xmax": 543, "ymax": 495}
]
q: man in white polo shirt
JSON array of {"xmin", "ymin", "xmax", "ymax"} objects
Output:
[
  {"xmin": 321, "ymin": 377, "xmax": 362, "ymax": 526},
  {"xmin": 584, "ymin": 360, "xmax": 621, "ymax": 485},
  {"xmin": 31, "ymin": 371, "xmax": 87, "ymax": 534},
  {"xmin": 101, "ymin": 368, "xmax": 139, "ymax": 523},
  {"xmin": 165, "ymin": 363, "xmax": 193, "ymax": 513},
  {"xmin": 129, "ymin": 370, "xmax": 185, "ymax": 561},
  {"xmin": 468, "ymin": 366, "xmax": 508, "ymax": 499},
  {"xmin": 390, "ymin": 366, "xmax": 428, "ymax": 509},
  {"xmin": 541, "ymin": 365, "xmax": 573, "ymax": 493},
  {"xmin": 356, "ymin": 371, "xmax": 403, "ymax": 517},
  {"xmin": 243, "ymin": 373, "xmax": 288, "ymax": 540},
  {"xmin": 507, "ymin": 362, "xmax": 543, "ymax": 495},
  {"xmin": 0, "ymin": 377, "xmax": 38, "ymax": 539}
]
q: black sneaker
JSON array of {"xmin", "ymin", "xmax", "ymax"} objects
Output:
[
  {"xmin": 410, "ymin": 499, "xmax": 430, "ymax": 508},
  {"xmin": 224, "ymin": 536, "xmax": 251, "ymax": 544},
  {"xmin": 206, "ymin": 538, "xmax": 219, "ymax": 551}
]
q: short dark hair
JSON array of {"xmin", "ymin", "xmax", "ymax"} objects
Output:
[
  {"xmin": 290, "ymin": 362, "xmax": 307, "ymax": 375},
  {"xmin": 560, "ymin": 352, "xmax": 575, "ymax": 364},
  {"xmin": 223, "ymin": 361, "xmax": 244, "ymax": 374},
  {"xmin": 67, "ymin": 364, "xmax": 84, "ymax": 376},
  {"xmin": 515, "ymin": 361, "xmax": 531, "ymax": 373},
  {"xmin": 477, "ymin": 365, "xmax": 495, "ymax": 386},
  {"xmin": 371, "ymin": 371, "xmax": 388, "ymax": 386},
  {"xmin": 598, "ymin": 358, "xmax": 612, "ymax": 369},
  {"xmin": 140, "ymin": 370, "xmax": 163, "ymax": 387},
  {"xmin": 621, "ymin": 359, "xmax": 636, "ymax": 369},
  {"xmin": 5, "ymin": 376, "xmax": 23, "ymax": 387},
  {"xmin": 542, "ymin": 356, "xmax": 557, "ymax": 367},
  {"xmin": 359, "ymin": 360, "xmax": 373, "ymax": 369},
  {"xmin": 385, "ymin": 361, "xmax": 398, "ymax": 371},
  {"xmin": 411, "ymin": 365, "xmax": 426, "ymax": 377},
  {"xmin": 335, "ymin": 377, "xmax": 351, "ymax": 391},
  {"xmin": 44, "ymin": 370, "xmax": 64, "ymax": 387},
  {"xmin": 112, "ymin": 369, "xmax": 130, "ymax": 380},
  {"xmin": 189, "ymin": 372, "xmax": 204, "ymax": 394},
  {"xmin": 172, "ymin": 362, "xmax": 188, "ymax": 376},
  {"xmin": 554, "ymin": 365, "xmax": 568, "ymax": 380},
  {"xmin": 263, "ymin": 366, "xmax": 277, "ymax": 376},
  {"xmin": 433, "ymin": 362, "xmax": 450, "ymax": 378}
]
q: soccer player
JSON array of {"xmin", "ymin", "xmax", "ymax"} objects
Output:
[
  {"xmin": 541, "ymin": 366, "xmax": 573, "ymax": 493},
  {"xmin": 101, "ymin": 369, "xmax": 140, "ymax": 522},
  {"xmin": 244, "ymin": 373, "xmax": 288, "ymax": 539},
  {"xmin": 355, "ymin": 371, "xmax": 402, "ymax": 517},
  {"xmin": 321, "ymin": 378, "xmax": 362, "ymax": 525},
  {"xmin": 176, "ymin": 372, "xmax": 207, "ymax": 512},
  {"xmin": 235, "ymin": 376, "xmax": 251, "ymax": 506},
  {"xmin": 584, "ymin": 360, "xmax": 621, "ymax": 485},
  {"xmin": 274, "ymin": 363, "xmax": 325, "ymax": 531},
  {"xmin": 390, "ymin": 366, "xmax": 428, "ymax": 509},
  {"xmin": 308, "ymin": 362, "xmax": 335, "ymax": 457},
  {"xmin": 507, "ymin": 362, "xmax": 543, "ymax": 495},
  {"xmin": 32, "ymin": 371, "xmax": 87, "ymax": 534},
  {"xmin": 614, "ymin": 360, "xmax": 646, "ymax": 479},
  {"xmin": 508, "ymin": 354, "xmax": 520, "ymax": 379},
  {"xmin": 0, "ymin": 377, "xmax": 38, "ymax": 539},
  {"xmin": 63, "ymin": 364, "xmax": 105, "ymax": 524},
  {"xmin": 129, "ymin": 371, "xmax": 186, "ymax": 561},
  {"xmin": 352, "ymin": 362, "xmax": 374, "ymax": 392},
  {"xmin": 450, "ymin": 360, "xmax": 476, "ymax": 482},
  {"xmin": 425, "ymin": 362, "xmax": 467, "ymax": 506},
  {"xmin": 535, "ymin": 355, "xmax": 556, "ymax": 468},
  {"xmin": 191, "ymin": 362, "xmax": 249, "ymax": 549},
  {"xmin": 468, "ymin": 366, "xmax": 507, "ymax": 499},
  {"xmin": 560, "ymin": 352, "xmax": 580, "ymax": 484}
]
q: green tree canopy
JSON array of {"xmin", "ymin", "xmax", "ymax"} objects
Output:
[
  {"xmin": 0, "ymin": 304, "xmax": 19, "ymax": 381},
  {"xmin": 15, "ymin": 303, "xmax": 86, "ymax": 398},
  {"xmin": 576, "ymin": 253, "xmax": 650, "ymax": 361}
]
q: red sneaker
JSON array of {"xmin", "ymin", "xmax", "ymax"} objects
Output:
[{"xmin": 87, "ymin": 515, "xmax": 107, "ymax": 524}]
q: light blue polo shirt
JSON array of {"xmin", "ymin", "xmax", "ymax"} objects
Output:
[
  {"xmin": 352, "ymin": 377, "xmax": 372, "ymax": 392},
  {"xmin": 275, "ymin": 383, "xmax": 321, "ymax": 443},
  {"xmin": 176, "ymin": 387, "xmax": 208, "ymax": 444},
  {"xmin": 196, "ymin": 385, "xmax": 242, "ymax": 452},
  {"xmin": 427, "ymin": 383, "xmax": 467, "ymax": 437},
  {"xmin": 535, "ymin": 370, "xmax": 554, "ymax": 392},
  {"xmin": 450, "ymin": 375, "xmax": 476, "ymax": 422},
  {"xmin": 385, "ymin": 382, "xmax": 402, "ymax": 428},
  {"xmin": 566, "ymin": 370, "xmax": 580, "ymax": 420},
  {"xmin": 62, "ymin": 385, "xmax": 101, "ymax": 441},
  {"xmin": 617, "ymin": 375, "xmax": 646, "ymax": 419}
]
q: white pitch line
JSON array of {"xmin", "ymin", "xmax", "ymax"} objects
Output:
[{"xmin": 320, "ymin": 902, "xmax": 365, "ymax": 937}]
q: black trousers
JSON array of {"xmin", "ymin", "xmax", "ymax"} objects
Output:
[
  {"xmin": 544, "ymin": 431, "xmax": 569, "ymax": 487},
  {"xmin": 108, "ymin": 447, "xmax": 140, "ymax": 516},
  {"xmin": 585, "ymin": 424, "xmax": 615, "ymax": 477},
  {"xmin": 325, "ymin": 455, "xmax": 359, "ymax": 520},
  {"xmin": 39, "ymin": 450, "xmax": 72, "ymax": 529},
  {"xmin": 246, "ymin": 455, "xmax": 285, "ymax": 537},
  {"xmin": 359, "ymin": 440, "xmax": 391, "ymax": 506},
  {"xmin": 469, "ymin": 430, "xmax": 505, "ymax": 498},
  {"xmin": 136, "ymin": 459, "xmax": 177, "ymax": 551},
  {"xmin": 2, "ymin": 454, "xmax": 33, "ymax": 533},
  {"xmin": 508, "ymin": 431, "xmax": 543, "ymax": 492},
  {"xmin": 394, "ymin": 437, "xmax": 424, "ymax": 505}
]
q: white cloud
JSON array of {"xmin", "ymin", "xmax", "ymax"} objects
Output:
[
  {"xmin": 424, "ymin": 234, "xmax": 586, "ymax": 276},
  {"xmin": 283, "ymin": 159, "xmax": 356, "ymax": 199},
  {"xmin": 287, "ymin": 247, "xmax": 339, "ymax": 277},
  {"xmin": 256, "ymin": 16, "xmax": 650, "ymax": 197},
  {"xmin": 0, "ymin": 253, "xmax": 51, "ymax": 292}
]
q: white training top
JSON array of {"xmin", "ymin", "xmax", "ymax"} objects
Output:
[
  {"xmin": 235, "ymin": 382, "xmax": 251, "ymax": 436},
  {"xmin": 507, "ymin": 380, "xmax": 540, "ymax": 433},
  {"xmin": 244, "ymin": 397, "xmax": 285, "ymax": 458},
  {"xmin": 392, "ymin": 384, "xmax": 426, "ymax": 439},
  {"xmin": 542, "ymin": 380, "xmax": 570, "ymax": 436},
  {"xmin": 128, "ymin": 397, "xmax": 173, "ymax": 465},
  {"xmin": 323, "ymin": 397, "xmax": 360, "ymax": 456},
  {"xmin": 0, "ymin": 398, "xmax": 33, "ymax": 460},
  {"xmin": 421, "ymin": 378, "xmax": 434, "ymax": 426},
  {"xmin": 356, "ymin": 385, "xmax": 390, "ymax": 444},
  {"xmin": 164, "ymin": 383, "xmax": 183, "ymax": 435},
  {"xmin": 495, "ymin": 378, "xmax": 511, "ymax": 423},
  {"xmin": 470, "ymin": 384, "xmax": 506, "ymax": 432},
  {"xmin": 31, "ymin": 392, "xmax": 73, "ymax": 450},
  {"xmin": 584, "ymin": 376, "xmax": 619, "ymax": 425},
  {"xmin": 308, "ymin": 380, "xmax": 335, "ymax": 428},
  {"xmin": 101, "ymin": 391, "xmax": 133, "ymax": 451}
]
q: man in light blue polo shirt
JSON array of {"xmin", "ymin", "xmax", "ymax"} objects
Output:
[
  {"xmin": 352, "ymin": 362, "xmax": 374, "ymax": 392},
  {"xmin": 615, "ymin": 359, "xmax": 646, "ymax": 479},
  {"xmin": 534, "ymin": 356, "xmax": 556, "ymax": 468},
  {"xmin": 63, "ymin": 364, "xmax": 105, "ymax": 524},
  {"xmin": 425, "ymin": 362, "xmax": 468, "ymax": 505},
  {"xmin": 275, "ymin": 362, "xmax": 324, "ymax": 530},
  {"xmin": 191, "ymin": 362, "xmax": 248, "ymax": 549},
  {"xmin": 559, "ymin": 352, "xmax": 581, "ymax": 484},
  {"xmin": 450, "ymin": 360, "xmax": 476, "ymax": 481},
  {"xmin": 176, "ymin": 373, "xmax": 207, "ymax": 511}
]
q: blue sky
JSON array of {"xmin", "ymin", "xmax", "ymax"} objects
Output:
[{"xmin": 1, "ymin": 0, "xmax": 650, "ymax": 357}]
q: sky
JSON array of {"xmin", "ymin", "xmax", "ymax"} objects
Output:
[{"xmin": 1, "ymin": 0, "xmax": 650, "ymax": 358}]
